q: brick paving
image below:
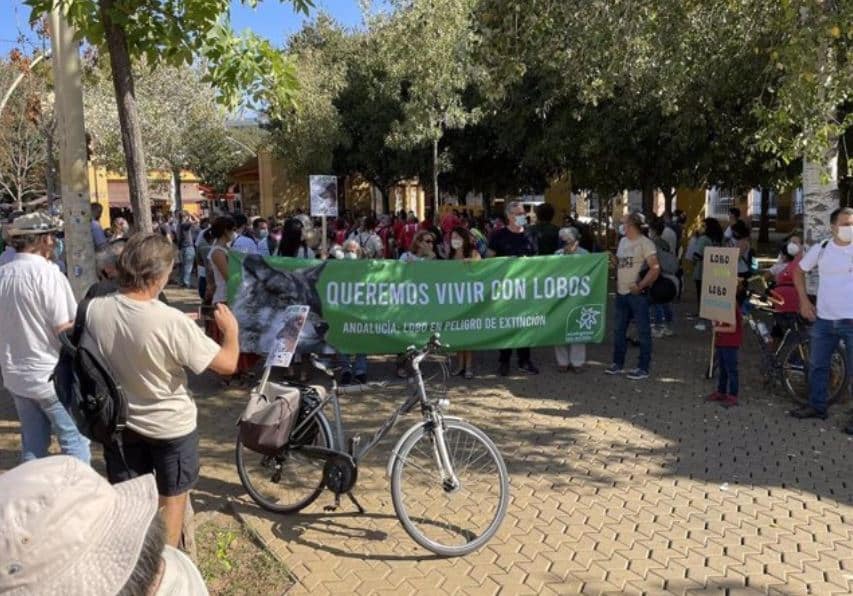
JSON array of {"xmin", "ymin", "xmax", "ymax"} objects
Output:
[{"xmin": 2, "ymin": 293, "xmax": 853, "ymax": 594}]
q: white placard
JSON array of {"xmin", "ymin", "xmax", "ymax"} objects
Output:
[
  {"xmin": 309, "ymin": 175, "xmax": 338, "ymax": 217},
  {"xmin": 265, "ymin": 305, "xmax": 311, "ymax": 368}
]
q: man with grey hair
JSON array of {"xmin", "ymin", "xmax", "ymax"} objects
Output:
[
  {"xmin": 0, "ymin": 212, "xmax": 90, "ymax": 463},
  {"xmin": 487, "ymin": 200, "xmax": 539, "ymax": 376}
]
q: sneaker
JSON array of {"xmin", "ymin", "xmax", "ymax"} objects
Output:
[
  {"xmin": 519, "ymin": 362, "xmax": 539, "ymax": 375},
  {"xmin": 721, "ymin": 395, "xmax": 738, "ymax": 408},
  {"xmin": 464, "ymin": 369, "xmax": 474, "ymax": 380},
  {"xmin": 651, "ymin": 326, "xmax": 665, "ymax": 339},
  {"xmin": 498, "ymin": 361, "xmax": 510, "ymax": 377},
  {"xmin": 354, "ymin": 373, "xmax": 367, "ymax": 385},
  {"xmin": 694, "ymin": 322, "xmax": 707, "ymax": 331},
  {"xmin": 789, "ymin": 405, "xmax": 828, "ymax": 420},
  {"xmin": 604, "ymin": 364, "xmax": 625, "ymax": 375},
  {"xmin": 706, "ymin": 391, "xmax": 725, "ymax": 402},
  {"xmin": 662, "ymin": 325, "xmax": 675, "ymax": 337},
  {"xmin": 626, "ymin": 368, "xmax": 649, "ymax": 380}
]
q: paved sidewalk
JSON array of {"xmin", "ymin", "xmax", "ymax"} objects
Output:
[{"xmin": 2, "ymin": 296, "xmax": 852, "ymax": 594}]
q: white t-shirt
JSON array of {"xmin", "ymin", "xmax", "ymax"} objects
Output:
[
  {"xmin": 616, "ymin": 235, "xmax": 657, "ymax": 295},
  {"xmin": 660, "ymin": 226, "xmax": 678, "ymax": 254},
  {"xmin": 83, "ymin": 294, "xmax": 221, "ymax": 439},
  {"xmin": 231, "ymin": 234, "xmax": 258, "ymax": 255},
  {"xmin": 798, "ymin": 240, "xmax": 853, "ymax": 320},
  {"xmin": 156, "ymin": 546, "xmax": 209, "ymax": 595},
  {"xmin": 0, "ymin": 253, "xmax": 76, "ymax": 400}
]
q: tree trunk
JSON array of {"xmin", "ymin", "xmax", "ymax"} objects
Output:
[
  {"xmin": 802, "ymin": 148, "xmax": 840, "ymax": 246},
  {"xmin": 380, "ymin": 185, "xmax": 390, "ymax": 215},
  {"xmin": 758, "ymin": 187, "xmax": 771, "ymax": 243},
  {"xmin": 99, "ymin": 0, "xmax": 152, "ymax": 232},
  {"xmin": 172, "ymin": 167, "xmax": 183, "ymax": 214},
  {"xmin": 431, "ymin": 137, "xmax": 439, "ymax": 222},
  {"xmin": 641, "ymin": 184, "xmax": 654, "ymax": 216}
]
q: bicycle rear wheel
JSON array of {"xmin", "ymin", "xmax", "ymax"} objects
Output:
[
  {"xmin": 390, "ymin": 419, "xmax": 509, "ymax": 557},
  {"xmin": 780, "ymin": 337, "xmax": 847, "ymax": 405},
  {"xmin": 236, "ymin": 413, "xmax": 332, "ymax": 513}
]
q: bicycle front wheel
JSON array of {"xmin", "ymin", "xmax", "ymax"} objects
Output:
[
  {"xmin": 780, "ymin": 337, "xmax": 847, "ymax": 405},
  {"xmin": 236, "ymin": 412, "xmax": 332, "ymax": 514},
  {"xmin": 390, "ymin": 419, "xmax": 509, "ymax": 557}
]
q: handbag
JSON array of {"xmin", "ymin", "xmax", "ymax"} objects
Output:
[{"xmin": 238, "ymin": 384, "xmax": 302, "ymax": 456}]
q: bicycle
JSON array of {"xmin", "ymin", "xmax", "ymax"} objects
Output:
[
  {"xmin": 235, "ymin": 333, "xmax": 510, "ymax": 557},
  {"xmin": 741, "ymin": 285, "xmax": 847, "ymax": 404}
]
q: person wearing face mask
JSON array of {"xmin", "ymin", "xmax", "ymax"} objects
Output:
[
  {"xmin": 206, "ymin": 216, "xmax": 236, "ymax": 307},
  {"xmin": 448, "ymin": 227, "xmax": 481, "ymax": 379},
  {"xmin": 790, "ymin": 207, "xmax": 853, "ymax": 424},
  {"xmin": 0, "ymin": 212, "xmax": 90, "ymax": 464},
  {"xmin": 82, "ymin": 233, "xmax": 239, "ymax": 547},
  {"xmin": 253, "ymin": 217, "xmax": 271, "ymax": 256},
  {"xmin": 399, "ymin": 230, "xmax": 437, "ymax": 262},
  {"xmin": 766, "ymin": 234, "xmax": 803, "ymax": 347},
  {"xmin": 554, "ymin": 227, "xmax": 589, "ymax": 372},
  {"xmin": 487, "ymin": 201, "xmax": 539, "ymax": 376}
]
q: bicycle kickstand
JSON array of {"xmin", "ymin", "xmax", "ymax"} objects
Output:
[
  {"xmin": 347, "ymin": 491, "xmax": 366, "ymax": 514},
  {"xmin": 323, "ymin": 493, "xmax": 341, "ymax": 512}
]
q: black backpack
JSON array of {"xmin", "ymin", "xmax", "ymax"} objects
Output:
[{"xmin": 54, "ymin": 298, "xmax": 129, "ymax": 453}]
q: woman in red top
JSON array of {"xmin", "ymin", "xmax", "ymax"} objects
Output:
[
  {"xmin": 707, "ymin": 290, "xmax": 746, "ymax": 408},
  {"xmin": 770, "ymin": 235, "xmax": 803, "ymax": 343}
]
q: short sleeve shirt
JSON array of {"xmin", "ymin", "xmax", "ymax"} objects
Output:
[
  {"xmin": 231, "ymin": 234, "xmax": 259, "ymax": 255},
  {"xmin": 798, "ymin": 240, "xmax": 853, "ymax": 320},
  {"xmin": 83, "ymin": 294, "xmax": 221, "ymax": 439},
  {"xmin": 616, "ymin": 235, "xmax": 657, "ymax": 295},
  {"xmin": 488, "ymin": 227, "xmax": 536, "ymax": 257},
  {"xmin": 0, "ymin": 253, "xmax": 76, "ymax": 399}
]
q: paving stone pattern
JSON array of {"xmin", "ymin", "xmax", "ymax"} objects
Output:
[{"xmin": 2, "ymin": 295, "xmax": 853, "ymax": 595}]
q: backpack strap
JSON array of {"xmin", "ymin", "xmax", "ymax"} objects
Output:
[{"xmin": 70, "ymin": 297, "xmax": 93, "ymax": 346}]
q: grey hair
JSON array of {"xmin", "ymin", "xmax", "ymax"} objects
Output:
[
  {"xmin": 116, "ymin": 513, "xmax": 165, "ymax": 596},
  {"xmin": 95, "ymin": 240, "xmax": 125, "ymax": 273},
  {"xmin": 559, "ymin": 227, "xmax": 579, "ymax": 243},
  {"xmin": 117, "ymin": 233, "xmax": 175, "ymax": 291},
  {"xmin": 342, "ymin": 239, "xmax": 362, "ymax": 255},
  {"xmin": 505, "ymin": 201, "xmax": 524, "ymax": 216}
]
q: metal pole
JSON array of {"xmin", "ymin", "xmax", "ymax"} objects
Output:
[{"xmin": 48, "ymin": 7, "xmax": 97, "ymax": 299}]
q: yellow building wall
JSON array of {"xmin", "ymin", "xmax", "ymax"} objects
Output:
[{"xmin": 87, "ymin": 164, "xmax": 110, "ymax": 228}]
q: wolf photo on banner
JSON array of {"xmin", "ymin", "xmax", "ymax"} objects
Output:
[
  {"xmin": 309, "ymin": 175, "xmax": 339, "ymax": 218},
  {"xmin": 228, "ymin": 253, "xmax": 609, "ymax": 355}
]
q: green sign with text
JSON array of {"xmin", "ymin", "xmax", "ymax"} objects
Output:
[{"xmin": 228, "ymin": 253, "xmax": 608, "ymax": 355}]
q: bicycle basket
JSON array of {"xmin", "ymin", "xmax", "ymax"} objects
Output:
[{"xmin": 238, "ymin": 384, "xmax": 301, "ymax": 456}]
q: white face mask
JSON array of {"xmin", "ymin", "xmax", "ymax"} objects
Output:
[
  {"xmin": 514, "ymin": 215, "xmax": 527, "ymax": 227},
  {"xmin": 618, "ymin": 224, "xmax": 625, "ymax": 236},
  {"xmin": 724, "ymin": 228, "xmax": 733, "ymax": 240},
  {"xmin": 837, "ymin": 225, "xmax": 853, "ymax": 243},
  {"xmin": 344, "ymin": 251, "xmax": 358, "ymax": 260},
  {"xmin": 786, "ymin": 242, "xmax": 801, "ymax": 256},
  {"xmin": 332, "ymin": 249, "xmax": 345, "ymax": 260},
  {"xmin": 451, "ymin": 238, "xmax": 464, "ymax": 250}
]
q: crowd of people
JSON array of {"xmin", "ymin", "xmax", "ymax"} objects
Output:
[{"xmin": 0, "ymin": 197, "xmax": 851, "ymax": 594}]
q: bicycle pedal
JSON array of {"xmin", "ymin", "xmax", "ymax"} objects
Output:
[{"xmin": 323, "ymin": 493, "xmax": 342, "ymax": 512}]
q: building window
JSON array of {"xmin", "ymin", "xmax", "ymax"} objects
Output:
[{"xmin": 708, "ymin": 187, "xmax": 735, "ymax": 218}]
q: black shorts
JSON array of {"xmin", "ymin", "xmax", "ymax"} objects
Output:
[{"xmin": 104, "ymin": 428, "xmax": 199, "ymax": 497}]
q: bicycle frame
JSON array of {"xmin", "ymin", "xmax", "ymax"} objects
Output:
[{"xmin": 259, "ymin": 346, "xmax": 450, "ymax": 467}]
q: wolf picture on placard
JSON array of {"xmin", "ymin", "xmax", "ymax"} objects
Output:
[{"xmin": 232, "ymin": 255, "xmax": 333, "ymax": 355}]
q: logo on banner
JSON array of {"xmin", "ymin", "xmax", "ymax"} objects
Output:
[{"xmin": 565, "ymin": 304, "xmax": 604, "ymax": 342}]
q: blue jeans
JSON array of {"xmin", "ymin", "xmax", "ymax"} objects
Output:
[
  {"xmin": 612, "ymin": 293, "xmax": 652, "ymax": 372},
  {"xmin": 339, "ymin": 354, "xmax": 367, "ymax": 377},
  {"xmin": 181, "ymin": 246, "xmax": 196, "ymax": 287},
  {"xmin": 716, "ymin": 347, "xmax": 739, "ymax": 396},
  {"xmin": 654, "ymin": 303, "xmax": 673, "ymax": 325},
  {"xmin": 12, "ymin": 393, "xmax": 90, "ymax": 464},
  {"xmin": 809, "ymin": 318, "xmax": 853, "ymax": 414}
]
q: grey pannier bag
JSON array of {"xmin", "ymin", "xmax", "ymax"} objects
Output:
[{"xmin": 238, "ymin": 384, "xmax": 302, "ymax": 456}]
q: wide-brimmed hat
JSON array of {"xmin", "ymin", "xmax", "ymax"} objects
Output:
[
  {"xmin": 7, "ymin": 212, "xmax": 62, "ymax": 236},
  {"xmin": 0, "ymin": 456, "xmax": 159, "ymax": 595}
]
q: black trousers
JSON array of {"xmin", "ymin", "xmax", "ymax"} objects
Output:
[{"xmin": 499, "ymin": 347, "xmax": 531, "ymax": 365}]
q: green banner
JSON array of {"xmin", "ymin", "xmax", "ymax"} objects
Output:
[{"xmin": 228, "ymin": 253, "xmax": 608, "ymax": 355}]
